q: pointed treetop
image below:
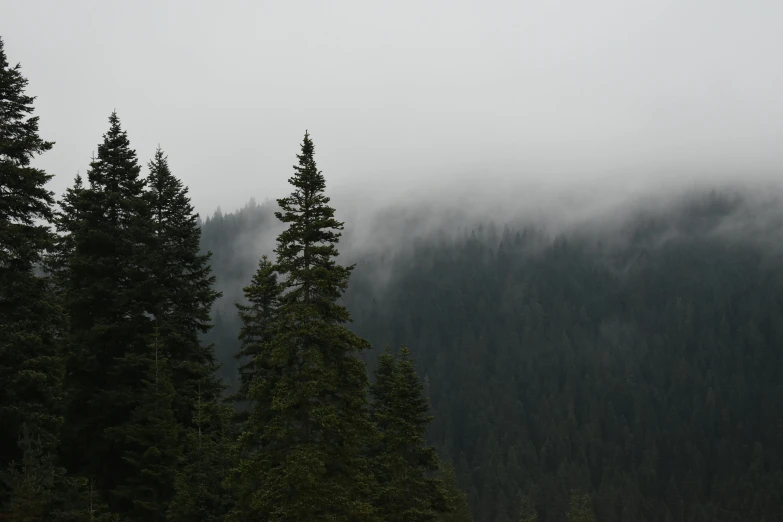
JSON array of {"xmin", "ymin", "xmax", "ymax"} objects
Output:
[
  {"xmin": 0, "ymin": 36, "xmax": 53, "ymax": 166},
  {"xmin": 278, "ymin": 130, "xmax": 327, "ymax": 199},
  {"xmin": 100, "ymin": 111, "xmax": 130, "ymax": 148},
  {"xmin": 87, "ymin": 111, "xmax": 141, "ymax": 188},
  {"xmin": 274, "ymin": 130, "xmax": 353, "ymax": 315},
  {"xmin": 148, "ymin": 145, "xmax": 172, "ymax": 181}
]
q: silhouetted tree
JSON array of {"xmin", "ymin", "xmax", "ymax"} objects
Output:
[{"xmin": 0, "ymin": 36, "xmax": 64, "ymax": 476}]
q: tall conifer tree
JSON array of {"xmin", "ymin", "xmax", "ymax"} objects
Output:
[
  {"xmin": 168, "ymin": 389, "xmax": 234, "ymax": 522},
  {"xmin": 145, "ymin": 147, "xmax": 222, "ymax": 424},
  {"xmin": 232, "ymin": 255, "xmax": 280, "ymax": 413},
  {"xmin": 438, "ymin": 461, "xmax": 474, "ymax": 522},
  {"xmin": 225, "ymin": 255, "xmax": 281, "ymax": 519},
  {"xmin": 106, "ymin": 328, "xmax": 180, "ymax": 522},
  {"xmin": 0, "ymin": 36, "xmax": 64, "ymax": 482},
  {"xmin": 370, "ymin": 347, "xmax": 450, "ymax": 521},
  {"xmin": 228, "ymin": 132, "xmax": 377, "ymax": 521},
  {"xmin": 57, "ymin": 112, "xmax": 156, "ymax": 509}
]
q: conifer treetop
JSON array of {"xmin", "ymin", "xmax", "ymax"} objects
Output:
[
  {"xmin": 0, "ymin": 36, "xmax": 55, "ymax": 231},
  {"xmin": 88, "ymin": 111, "xmax": 141, "ymax": 184},
  {"xmin": 274, "ymin": 131, "xmax": 354, "ymax": 322},
  {"xmin": 0, "ymin": 37, "xmax": 54, "ymax": 168}
]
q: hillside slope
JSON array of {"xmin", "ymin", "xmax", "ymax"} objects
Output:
[{"xmin": 202, "ymin": 190, "xmax": 783, "ymax": 522}]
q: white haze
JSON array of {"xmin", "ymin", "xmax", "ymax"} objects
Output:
[{"xmin": 2, "ymin": 0, "xmax": 783, "ymax": 221}]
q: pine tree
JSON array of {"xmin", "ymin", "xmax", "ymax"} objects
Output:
[
  {"xmin": 145, "ymin": 147, "xmax": 223, "ymax": 425},
  {"xmin": 370, "ymin": 347, "xmax": 450, "ymax": 521},
  {"xmin": 231, "ymin": 254, "xmax": 280, "ymax": 414},
  {"xmin": 228, "ymin": 131, "xmax": 377, "ymax": 521},
  {"xmin": 0, "ymin": 36, "xmax": 65, "ymax": 478},
  {"xmin": 57, "ymin": 112, "xmax": 155, "ymax": 507},
  {"xmin": 106, "ymin": 327, "xmax": 180, "ymax": 521}
]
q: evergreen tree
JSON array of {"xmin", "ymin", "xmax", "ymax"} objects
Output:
[
  {"xmin": 225, "ymin": 256, "xmax": 281, "ymax": 519},
  {"xmin": 168, "ymin": 386, "xmax": 234, "ymax": 522},
  {"xmin": 1, "ymin": 426, "xmax": 119, "ymax": 521},
  {"xmin": 0, "ymin": 36, "xmax": 64, "ymax": 478},
  {"xmin": 49, "ymin": 173, "xmax": 84, "ymax": 283},
  {"xmin": 231, "ymin": 254, "xmax": 280, "ymax": 414},
  {"xmin": 1, "ymin": 427, "xmax": 60, "ymax": 521},
  {"xmin": 145, "ymin": 147, "xmax": 223, "ymax": 425},
  {"xmin": 106, "ymin": 327, "xmax": 180, "ymax": 521},
  {"xmin": 370, "ymin": 347, "xmax": 450, "ymax": 521},
  {"xmin": 438, "ymin": 460, "xmax": 474, "ymax": 522},
  {"xmin": 57, "ymin": 112, "xmax": 155, "ymax": 509},
  {"xmin": 228, "ymin": 131, "xmax": 377, "ymax": 521}
]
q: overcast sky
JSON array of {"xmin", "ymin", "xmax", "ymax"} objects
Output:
[{"xmin": 2, "ymin": 0, "xmax": 783, "ymax": 215}]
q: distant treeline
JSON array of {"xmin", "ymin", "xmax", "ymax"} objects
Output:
[{"xmin": 203, "ymin": 191, "xmax": 783, "ymax": 522}]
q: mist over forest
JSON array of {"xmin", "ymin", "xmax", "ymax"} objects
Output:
[
  {"xmin": 5, "ymin": 0, "xmax": 783, "ymax": 521},
  {"xmin": 200, "ymin": 184, "xmax": 783, "ymax": 521}
]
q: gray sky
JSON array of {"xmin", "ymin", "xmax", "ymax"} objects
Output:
[{"xmin": 3, "ymin": 0, "xmax": 783, "ymax": 216}]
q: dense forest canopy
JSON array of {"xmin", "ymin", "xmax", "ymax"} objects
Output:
[{"xmin": 203, "ymin": 191, "xmax": 783, "ymax": 522}]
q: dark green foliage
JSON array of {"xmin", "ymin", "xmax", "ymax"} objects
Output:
[
  {"xmin": 168, "ymin": 387, "xmax": 234, "ymax": 522},
  {"xmin": 146, "ymin": 147, "xmax": 223, "ymax": 424},
  {"xmin": 345, "ymin": 194, "xmax": 783, "ymax": 521},
  {"xmin": 1, "ymin": 427, "xmax": 61, "ymax": 521},
  {"xmin": 1, "ymin": 426, "xmax": 119, "ymax": 521},
  {"xmin": 274, "ymin": 132, "xmax": 355, "ymax": 316},
  {"xmin": 231, "ymin": 255, "xmax": 280, "ymax": 412},
  {"xmin": 0, "ymin": 36, "xmax": 64, "ymax": 476},
  {"xmin": 438, "ymin": 460, "xmax": 474, "ymax": 522},
  {"xmin": 106, "ymin": 329, "xmax": 180, "ymax": 521},
  {"xmin": 228, "ymin": 132, "xmax": 377, "ymax": 521},
  {"xmin": 565, "ymin": 492, "xmax": 593, "ymax": 522},
  {"xmin": 58, "ymin": 481, "xmax": 120, "ymax": 522},
  {"xmin": 370, "ymin": 347, "xmax": 449, "ymax": 521},
  {"xmin": 517, "ymin": 495, "xmax": 538, "ymax": 522},
  {"xmin": 48, "ymin": 173, "xmax": 85, "ymax": 292},
  {"xmin": 55, "ymin": 120, "xmax": 223, "ymax": 519},
  {"xmin": 204, "ymin": 191, "xmax": 783, "ymax": 522},
  {"xmin": 56, "ymin": 112, "xmax": 156, "ymax": 507}
]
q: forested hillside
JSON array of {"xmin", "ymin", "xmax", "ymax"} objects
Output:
[{"xmin": 203, "ymin": 191, "xmax": 783, "ymax": 522}]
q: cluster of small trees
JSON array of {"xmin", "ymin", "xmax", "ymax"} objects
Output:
[{"xmin": 0, "ymin": 37, "xmax": 470, "ymax": 521}]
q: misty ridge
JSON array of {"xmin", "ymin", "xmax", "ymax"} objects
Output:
[
  {"xmin": 199, "ymin": 174, "xmax": 783, "ymax": 521},
  {"xmin": 203, "ymin": 175, "xmax": 783, "ymax": 307}
]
